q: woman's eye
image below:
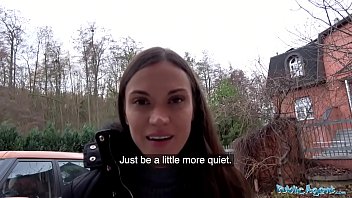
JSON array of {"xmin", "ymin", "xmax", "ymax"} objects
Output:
[
  {"xmin": 133, "ymin": 98, "xmax": 150, "ymax": 105},
  {"xmin": 169, "ymin": 96, "xmax": 184, "ymax": 104}
]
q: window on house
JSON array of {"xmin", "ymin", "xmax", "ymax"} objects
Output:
[
  {"xmin": 295, "ymin": 97, "xmax": 314, "ymax": 121},
  {"xmin": 288, "ymin": 55, "xmax": 304, "ymax": 78},
  {"xmin": 345, "ymin": 80, "xmax": 352, "ymax": 115}
]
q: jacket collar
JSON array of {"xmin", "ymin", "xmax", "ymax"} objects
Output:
[
  {"xmin": 83, "ymin": 128, "xmax": 116, "ymax": 170},
  {"xmin": 84, "ymin": 126, "xmax": 141, "ymax": 170}
]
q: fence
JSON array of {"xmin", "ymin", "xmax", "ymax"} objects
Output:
[
  {"xmin": 300, "ymin": 119, "xmax": 352, "ymax": 159},
  {"xmin": 223, "ymin": 144, "xmax": 234, "ymax": 155}
]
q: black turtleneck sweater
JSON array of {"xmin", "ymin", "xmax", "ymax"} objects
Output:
[{"xmin": 130, "ymin": 166, "xmax": 181, "ymax": 198}]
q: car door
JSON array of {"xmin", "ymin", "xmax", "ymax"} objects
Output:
[
  {"xmin": 0, "ymin": 159, "xmax": 58, "ymax": 198},
  {"xmin": 55, "ymin": 160, "xmax": 89, "ymax": 197},
  {"xmin": 0, "ymin": 158, "xmax": 16, "ymax": 197}
]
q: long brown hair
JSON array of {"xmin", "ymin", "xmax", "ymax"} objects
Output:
[{"xmin": 118, "ymin": 47, "xmax": 253, "ymax": 198}]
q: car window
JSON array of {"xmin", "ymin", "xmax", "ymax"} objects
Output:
[
  {"xmin": 58, "ymin": 161, "xmax": 88, "ymax": 185},
  {"xmin": 0, "ymin": 161, "xmax": 55, "ymax": 198}
]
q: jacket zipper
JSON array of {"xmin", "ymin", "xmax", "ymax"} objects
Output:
[
  {"xmin": 116, "ymin": 163, "xmax": 134, "ymax": 198},
  {"xmin": 107, "ymin": 134, "xmax": 134, "ymax": 198}
]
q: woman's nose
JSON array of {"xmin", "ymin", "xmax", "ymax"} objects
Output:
[{"xmin": 149, "ymin": 107, "xmax": 170, "ymax": 125}]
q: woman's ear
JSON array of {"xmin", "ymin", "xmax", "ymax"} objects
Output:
[{"xmin": 125, "ymin": 114, "xmax": 129, "ymax": 125}]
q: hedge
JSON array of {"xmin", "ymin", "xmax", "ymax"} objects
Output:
[{"xmin": 0, "ymin": 122, "xmax": 96, "ymax": 152}]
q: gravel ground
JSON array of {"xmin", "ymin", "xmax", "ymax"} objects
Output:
[{"xmin": 306, "ymin": 165, "xmax": 352, "ymax": 177}]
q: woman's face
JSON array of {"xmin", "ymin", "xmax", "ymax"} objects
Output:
[{"xmin": 125, "ymin": 61, "xmax": 193, "ymax": 155}]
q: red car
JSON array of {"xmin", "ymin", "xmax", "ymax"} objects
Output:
[{"xmin": 0, "ymin": 151, "xmax": 88, "ymax": 198}]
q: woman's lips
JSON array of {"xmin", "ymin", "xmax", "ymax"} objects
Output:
[
  {"xmin": 146, "ymin": 135, "xmax": 173, "ymax": 148},
  {"xmin": 146, "ymin": 135, "xmax": 173, "ymax": 141}
]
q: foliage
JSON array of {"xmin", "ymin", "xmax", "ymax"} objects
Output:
[
  {"xmin": 210, "ymin": 79, "xmax": 247, "ymax": 145},
  {"xmin": 80, "ymin": 124, "xmax": 96, "ymax": 148},
  {"xmin": 210, "ymin": 72, "xmax": 266, "ymax": 146},
  {"xmin": 60, "ymin": 127, "xmax": 82, "ymax": 152},
  {"xmin": 210, "ymin": 79, "xmax": 237, "ymax": 106},
  {"xmin": 0, "ymin": 122, "xmax": 96, "ymax": 152},
  {"xmin": 0, "ymin": 122, "xmax": 21, "ymax": 150}
]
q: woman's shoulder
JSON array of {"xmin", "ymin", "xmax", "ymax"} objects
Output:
[{"xmin": 62, "ymin": 169, "xmax": 107, "ymax": 198}]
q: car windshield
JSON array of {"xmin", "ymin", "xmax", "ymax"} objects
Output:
[{"xmin": 0, "ymin": 159, "xmax": 4, "ymax": 167}]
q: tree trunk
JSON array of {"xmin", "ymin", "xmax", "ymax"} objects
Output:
[
  {"xmin": 9, "ymin": 40, "xmax": 14, "ymax": 87},
  {"xmin": 33, "ymin": 42, "xmax": 40, "ymax": 93},
  {"xmin": 25, "ymin": 56, "xmax": 32, "ymax": 91},
  {"xmin": 44, "ymin": 52, "xmax": 48, "ymax": 95},
  {"xmin": 83, "ymin": 45, "xmax": 91, "ymax": 125},
  {"xmin": 13, "ymin": 45, "xmax": 18, "ymax": 88}
]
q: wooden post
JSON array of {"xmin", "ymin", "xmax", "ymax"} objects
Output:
[{"xmin": 254, "ymin": 178, "xmax": 259, "ymax": 193}]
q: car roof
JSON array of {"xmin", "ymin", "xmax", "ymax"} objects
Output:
[{"xmin": 0, "ymin": 151, "xmax": 83, "ymax": 160}]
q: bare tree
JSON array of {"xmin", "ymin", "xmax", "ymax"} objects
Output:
[
  {"xmin": 106, "ymin": 37, "xmax": 140, "ymax": 97},
  {"xmin": 20, "ymin": 45, "xmax": 35, "ymax": 91},
  {"xmin": 184, "ymin": 51, "xmax": 197, "ymax": 70},
  {"xmin": 184, "ymin": 51, "xmax": 224, "ymax": 99},
  {"xmin": 195, "ymin": 51, "xmax": 213, "ymax": 97},
  {"xmin": 0, "ymin": 39, "xmax": 8, "ymax": 86},
  {"xmin": 294, "ymin": 0, "xmax": 352, "ymax": 68},
  {"xmin": 74, "ymin": 23, "xmax": 115, "ymax": 126},
  {"xmin": 74, "ymin": 25, "xmax": 94, "ymax": 125},
  {"xmin": 0, "ymin": 8, "xmax": 25, "ymax": 88}
]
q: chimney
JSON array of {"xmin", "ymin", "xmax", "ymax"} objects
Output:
[{"xmin": 334, "ymin": 18, "xmax": 339, "ymax": 24}]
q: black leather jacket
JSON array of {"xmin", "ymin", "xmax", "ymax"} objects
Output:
[
  {"xmin": 63, "ymin": 123, "xmax": 141, "ymax": 198},
  {"xmin": 63, "ymin": 123, "xmax": 252, "ymax": 198}
]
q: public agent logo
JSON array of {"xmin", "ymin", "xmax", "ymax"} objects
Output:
[{"xmin": 276, "ymin": 184, "xmax": 347, "ymax": 196}]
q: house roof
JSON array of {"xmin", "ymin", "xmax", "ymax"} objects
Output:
[
  {"xmin": 267, "ymin": 41, "xmax": 325, "ymax": 91},
  {"xmin": 318, "ymin": 15, "xmax": 352, "ymax": 39},
  {"xmin": 267, "ymin": 15, "xmax": 352, "ymax": 92}
]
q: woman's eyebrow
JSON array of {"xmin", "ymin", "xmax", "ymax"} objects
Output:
[
  {"xmin": 129, "ymin": 88, "xmax": 187, "ymax": 96},
  {"xmin": 130, "ymin": 90, "xmax": 149, "ymax": 96},
  {"xmin": 168, "ymin": 88, "xmax": 187, "ymax": 95}
]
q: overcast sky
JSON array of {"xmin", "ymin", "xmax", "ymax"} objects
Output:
[{"xmin": 1, "ymin": 0, "xmax": 328, "ymax": 74}]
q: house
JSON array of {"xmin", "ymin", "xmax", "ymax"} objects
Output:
[{"xmin": 267, "ymin": 16, "xmax": 352, "ymax": 168}]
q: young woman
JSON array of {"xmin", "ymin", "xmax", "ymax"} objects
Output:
[{"xmin": 63, "ymin": 47, "xmax": 253, "ymax": 198}]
